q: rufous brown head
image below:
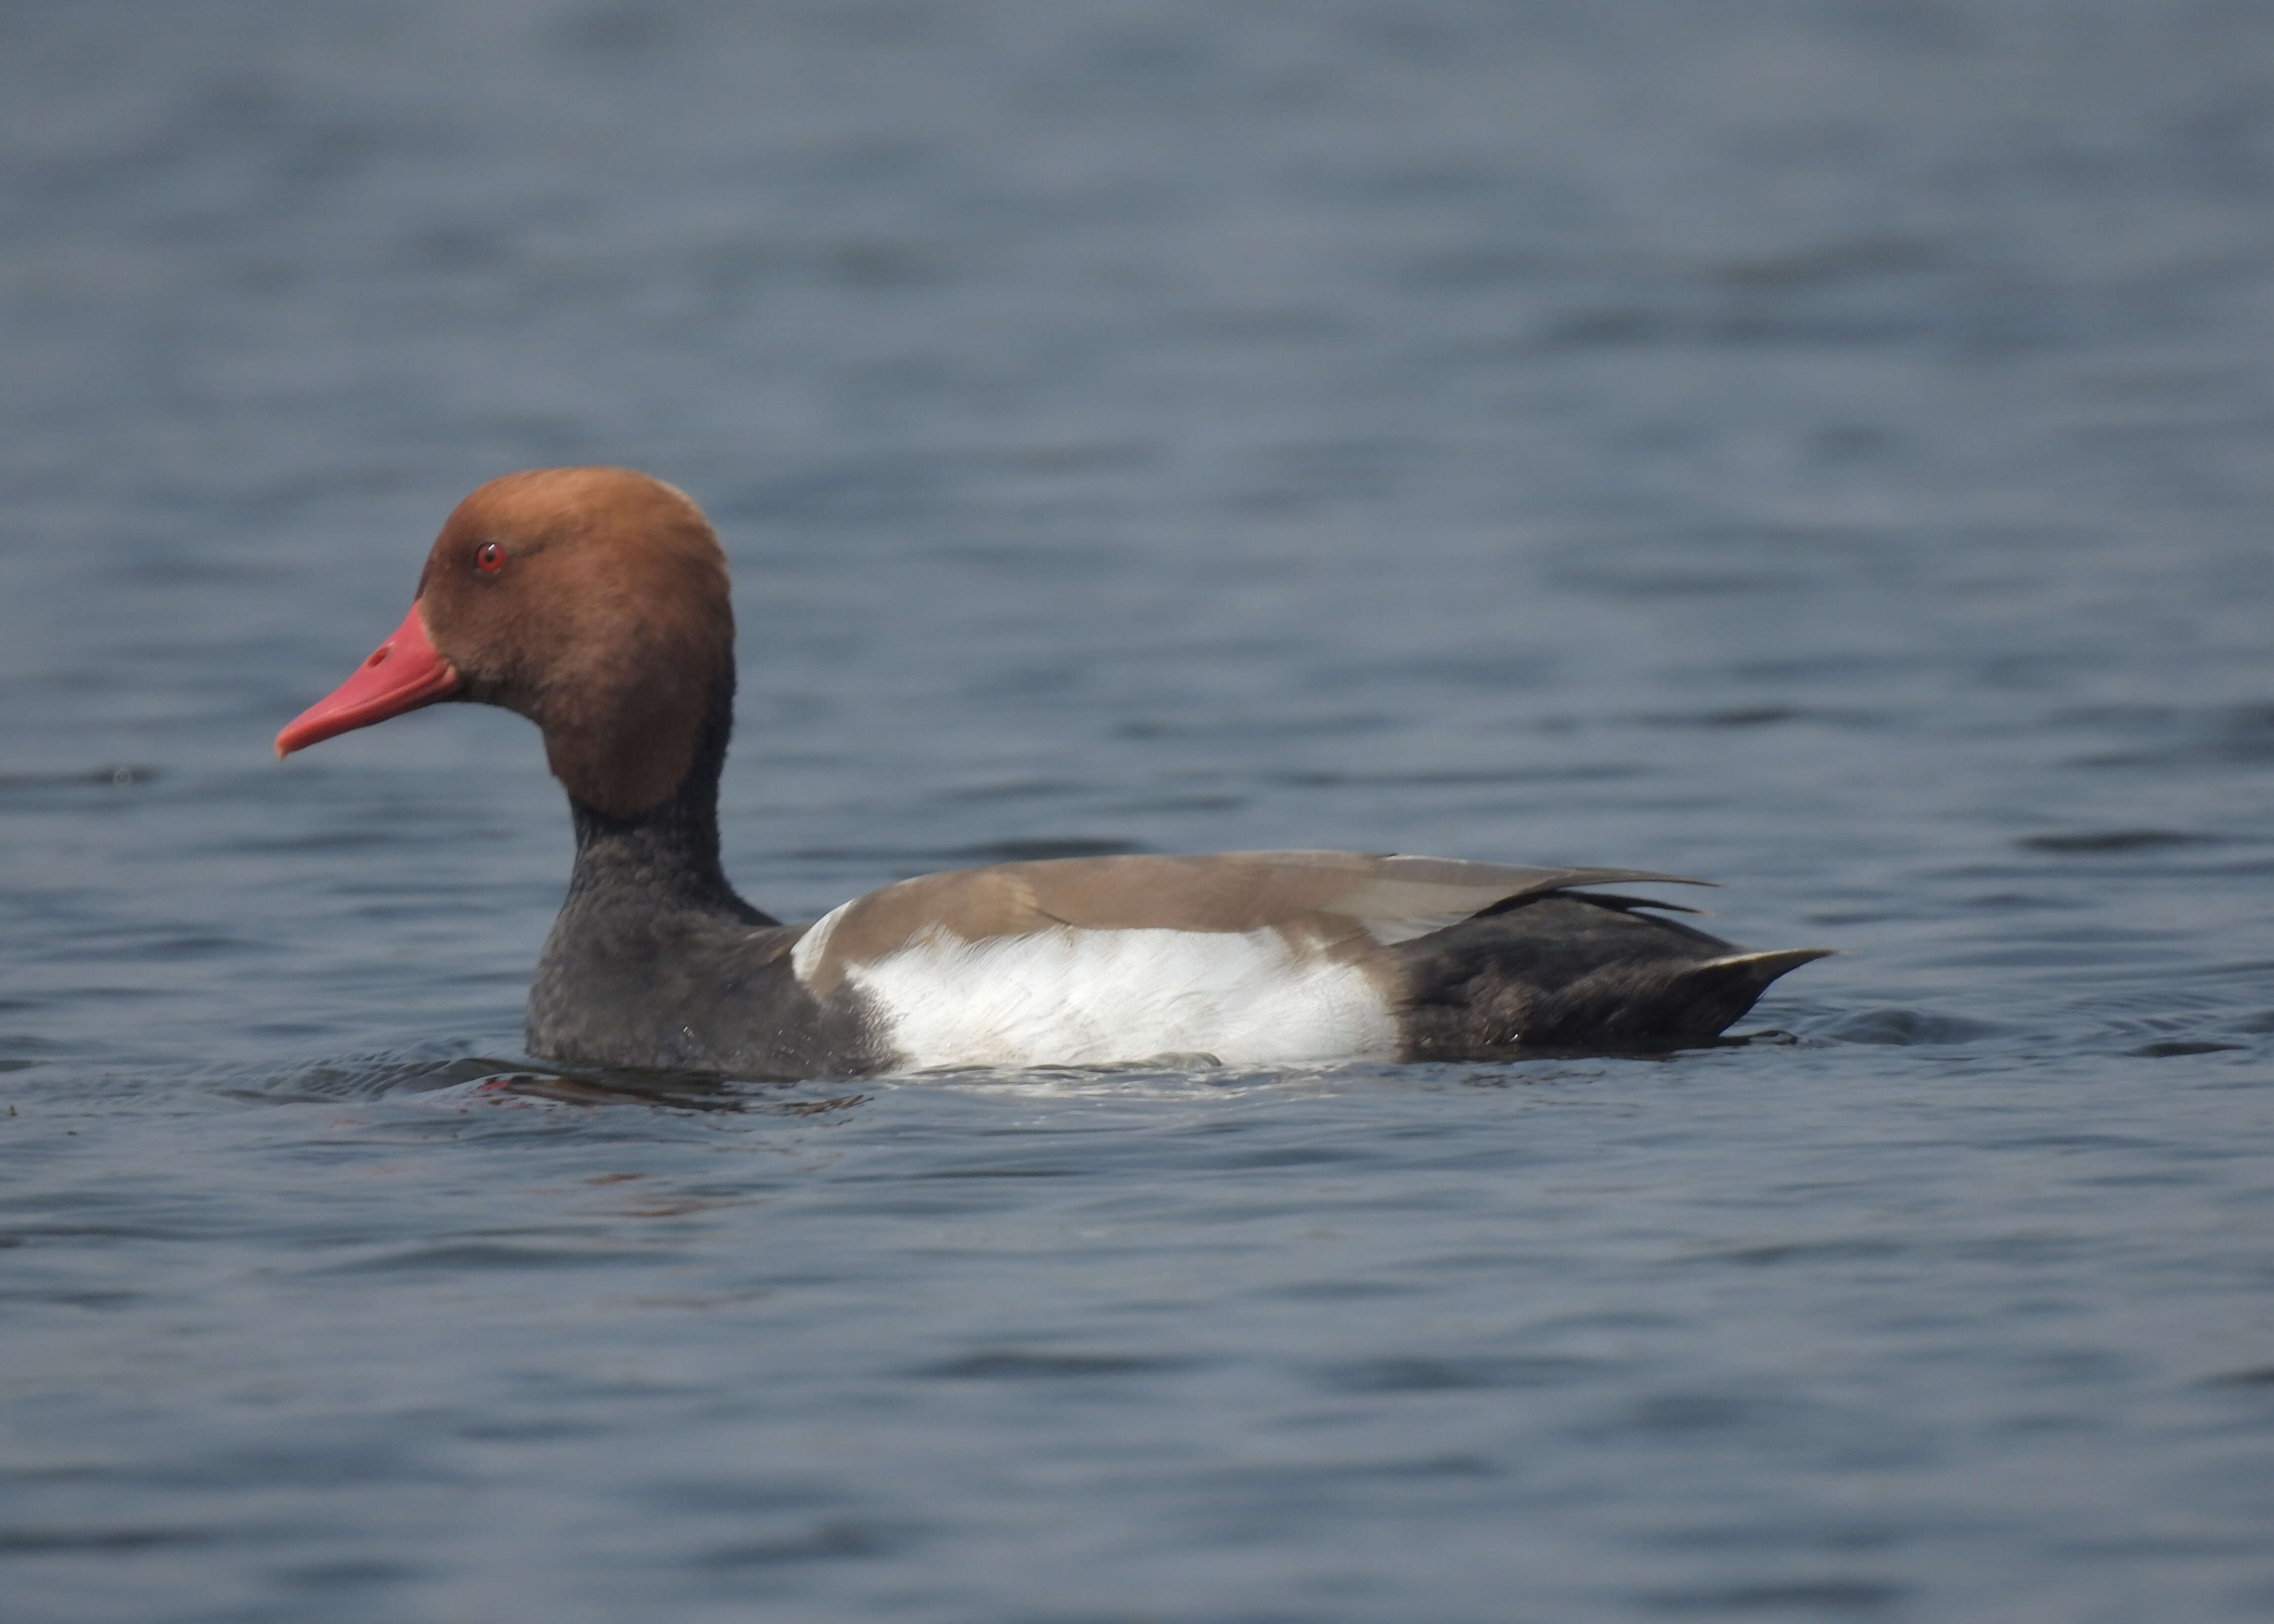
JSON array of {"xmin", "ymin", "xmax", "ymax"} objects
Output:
[{"xmin": 276, "ymin": 467, "xmax": 735, "ymax": 819}]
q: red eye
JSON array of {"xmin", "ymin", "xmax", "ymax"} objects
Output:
[{"xmin": 476, "ymin": 542, "xmax": 505, "ymax": 573}]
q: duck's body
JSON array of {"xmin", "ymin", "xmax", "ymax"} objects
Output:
[{"xmin": 278, "ymin": 468, "xmax": 1827, "ymax": 1078}]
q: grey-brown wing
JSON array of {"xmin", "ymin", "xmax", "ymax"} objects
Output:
[
  {"xmin": 794, "ymin": 850, "xmax": 1711, "ymax": 992},
  {"xmin": 1312, "ymin": 853, "xmax": 1712, "ymax": 944}
]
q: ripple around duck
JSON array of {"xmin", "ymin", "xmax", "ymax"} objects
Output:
[
  {"xmin": 2017, "ymin": 829, "xmax": 2233, "ymax": 853},
  {"xmin": 194, "ymin": 1047, "xmax": 516, "ymax": 1103},
  {"xmin": 1811, "ymin": 1008, "xmax": 2012, "ymax": 1047}
]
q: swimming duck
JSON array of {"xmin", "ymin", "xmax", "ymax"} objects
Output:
[{"xmin": 277, "ymin": 467, "xmax": 1828, "ymax": 1076}]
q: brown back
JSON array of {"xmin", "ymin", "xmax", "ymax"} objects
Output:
[{"xmin": 796, "ymin": 851, "xmax": 1704, "ymax": 994}]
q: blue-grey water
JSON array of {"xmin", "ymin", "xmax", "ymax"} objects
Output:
[{"xmin": 5, "ymin": 2, "xmax": 2274, "ymax": 1620}]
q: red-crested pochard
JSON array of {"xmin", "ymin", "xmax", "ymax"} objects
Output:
[{"xmin": 277, "ymin": 468, "xmax": 1829, "ymax": 1076}]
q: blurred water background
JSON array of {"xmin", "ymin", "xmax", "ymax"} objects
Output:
[{"xmin": 4, "ymin": 1, "xmax": 2274, "ymax": 1620}]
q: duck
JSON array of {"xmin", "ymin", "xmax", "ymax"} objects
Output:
[{"xmin": 276, "ymin": 467, "xmax": 1830, "ymax": 1078}]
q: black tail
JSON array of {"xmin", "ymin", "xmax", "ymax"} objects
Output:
[
  {"xmin": 1395, "ymin": 892, "xmax": 1832, "ymax": 1057},
  {"xmin": 1519, "ymin": 945, "xmax": 1834, "ymax": 1049}
]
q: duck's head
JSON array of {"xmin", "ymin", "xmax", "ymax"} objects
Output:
[{"xmin": 276, "ymin": 467, "xmax": 734, "ymax": 819}]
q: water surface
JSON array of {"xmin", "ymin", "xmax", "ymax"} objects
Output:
[{"xmin": 4, "ymin": 2, "xmax": 2274, "ymax": 1620}]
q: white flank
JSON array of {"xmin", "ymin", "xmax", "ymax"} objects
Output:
[
  {"xmin": 846, "ymin": 926, "xmax": 1399, "ymax": 1071},
  {"xmin": 790, "ymin": 900, "xmax": 851, "ymax": 985}
]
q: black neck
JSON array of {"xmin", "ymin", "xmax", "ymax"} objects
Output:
[{"xmin": 561, "ymin": 670, "xmax": 776, "ymax": 926}]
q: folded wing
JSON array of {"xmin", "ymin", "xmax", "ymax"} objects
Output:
[{"xmin": 791, "ymin": 850, "xmax": 1709, "ymax": 993}]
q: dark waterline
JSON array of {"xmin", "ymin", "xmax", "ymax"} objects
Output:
[{"xmin": 4, "ymin": 2, "xmax": 2274, "ymax": 1620}]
